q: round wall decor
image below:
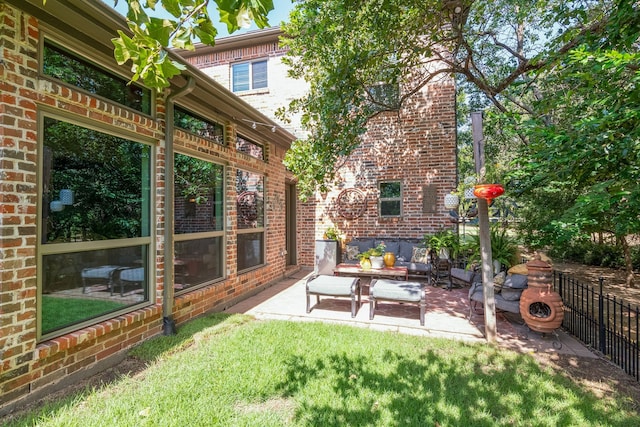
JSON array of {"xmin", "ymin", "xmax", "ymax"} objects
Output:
[{"xmin": 336, "ymin": 188, "xmax": 367, "ymax": 219}]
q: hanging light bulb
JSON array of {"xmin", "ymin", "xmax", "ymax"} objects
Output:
[{"xmin": 251, "ymin": 122, "xmax": 257, "ymax": 129}]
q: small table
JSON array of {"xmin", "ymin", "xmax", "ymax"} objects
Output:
[{"xmin": 334, "ymin": 263, "xmax": 409, "ymax": 281}]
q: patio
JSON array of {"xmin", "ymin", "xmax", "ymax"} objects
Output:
[{"xmin": 226, "ymin": 269, "xmax": 596, "ymax": 358}]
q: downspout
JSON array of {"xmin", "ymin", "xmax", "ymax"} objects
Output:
[{"xmin": 162, "ymin": 76, "xmax": 196, "ymax": 335}]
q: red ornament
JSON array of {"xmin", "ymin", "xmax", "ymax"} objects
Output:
[{"xmin": 473, "ymin": 184, "xmax": 504, "ymax": 205}]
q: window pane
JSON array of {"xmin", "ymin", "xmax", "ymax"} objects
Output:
[
  {"xmin": 42, "ymin": 118, "xmax": 152, "ymax": 244},
  {"xmin": 381, "ymin": 200, "xmax": 401, "ymax": 216},
  {"xmin": 43, "ymin": 41, "xmax": 151, "ymax": 114},
  {"xmin": 174, "ymin": 154, "xmax": 224, "ymax": 233},
  {"xmin": 236, "ymin": 135, "xmax": 264, "ymax": 160},
  {"xmin": 42, "ymin": 245, "xmax": 149, "ymax": 335},
  {"xmin": 175, "ymin": 237, "xmax": 223, "ymax": 290},
  {"xmin": 236, "ymin": 170, "xmax": 264, "ymax": 229},
  {"xmin": 232, "ymin": 63, "xmax": 250, "ymax": 92},
  {"xmin": 174, "ymin": 107, "xmax": 224, "ymax": 144},
  {"xmin": 380, "ymin": 182, "xmax": 401, "ymax": 198},
  {"xmin": 237, "ymin": 232, "xmax": 264, "ymax": 271},
  {"xmin": 252, "ymin": 60, "xmax": 268, "ymax": 89}
]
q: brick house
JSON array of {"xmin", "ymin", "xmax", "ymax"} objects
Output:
[
  {"xmin": 0, "ymin": 0, "xmax": 298, "ymax": 413},
  {"xmin": 178, "ymin": 27, "xmax": 458, "ymax": 267}
]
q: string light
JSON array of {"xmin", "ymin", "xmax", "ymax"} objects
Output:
[{"xmin": 242, "ymin": 118, "xmax": 278, "ymax": 133}]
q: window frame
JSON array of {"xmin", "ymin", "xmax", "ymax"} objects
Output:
[
  {"xmin": 236, "ymin": 134, "xmax": 265, "ymax": 161},
  {"xmin": 173, "ymin": 150, "xmax": 226, "ymax": 293},
  {"xmin": 236, "ymin": 168, "xmax": 265, "ymax": 272},
  {"xmin": 174, "ymin": 106, "xmax": 225, "ymax": 145},
  {"xmin": 37, "ymin": 109, "xmax": 156, "ymax": 342},
  {"xmin": 378, "ymin": 180, "xmax": 403, "ymax": 218},
  {"xmin": 39, "ymin": 33, "xmax": 154, "ymax": 117},
  {"xmin": 231, "ymin": 59, "xmax": 268, "ymax": 93}
]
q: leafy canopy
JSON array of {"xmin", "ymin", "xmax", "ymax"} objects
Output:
[
  {"xmin": 109, "ymin": 0, "xmax": 274, "ymax": 89},
  {"xmin": 279, "ymin": 0, "xmax": 615, "ymax": 198}
]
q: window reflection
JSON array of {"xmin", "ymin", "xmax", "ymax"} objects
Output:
[{"xmin": 40, "ymin": 117, "xmax": 152, "ymax": 339}]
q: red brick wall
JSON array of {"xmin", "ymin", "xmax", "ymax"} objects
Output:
[
  {"xmin": 0, "ymin": 3, "xmax": 294, "ymax": 412},
  {"xmin": 186, "ymin": 32, "xmax": 458, "ymax": 269}
]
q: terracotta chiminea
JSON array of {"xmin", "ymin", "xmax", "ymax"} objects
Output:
[{"xmin": 519, "ymin": 256, "xmax": 564, "ymax": 334}]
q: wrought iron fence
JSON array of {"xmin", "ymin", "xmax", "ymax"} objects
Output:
[{"xmin": 553, "ymin": 271, "xmax": 640, "ymax": 381}]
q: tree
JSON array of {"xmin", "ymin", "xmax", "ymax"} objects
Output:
[
  {"xmin": 104, "ymin": 0, "xmax": 274, "ymax": 89},
  {"xmin": 279, "ymin": 0, "xmax": 615, "ymax": 198},
  {"xmin": 510, "ymin": 44, "xmax": 640, "ymax": 287}
]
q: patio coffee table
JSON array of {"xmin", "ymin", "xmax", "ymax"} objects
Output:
[{"xmin": 333, "ymin": 263, "xmax": 409, "ymax": 281}]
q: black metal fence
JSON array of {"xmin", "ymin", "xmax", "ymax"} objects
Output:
[{"xmin": 553, "ymin": 271, "xmax": 640, "ymax": 381}]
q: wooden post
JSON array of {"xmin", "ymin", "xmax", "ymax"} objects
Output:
[{"xmin": 471, "ymin": 112, "xmax": 497, "ymax": 342}]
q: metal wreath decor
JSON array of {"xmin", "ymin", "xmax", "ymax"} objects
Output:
[{"xmin": 336, "ymin": 188, "xmax": 367, "ymax": 219}]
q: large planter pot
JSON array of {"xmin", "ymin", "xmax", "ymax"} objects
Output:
[
  {"xmin": 370, "ymin": 256, "xmax": 384, "ymax": 269},
  {"xmin": 383, "ymin": 252, "xmax": 396, "ymax": 267}
]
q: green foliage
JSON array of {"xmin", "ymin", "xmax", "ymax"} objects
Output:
[
  {"xmin": 464, "ymin": 226, "xmax": 520, "ymax": 269},
  {"xmin": 107, "ymin": 0, "xmax": 275, "ymax": 89},
  {"xmin": 280, "ymin": 0, "xmax": 614, "ymax": 197},
  {"xmin": 357, "ymin": 242, "xmax": 386, "ymax": 259},
  {"xmin": 424, "ymin": 229, "xmax": 460, "ymax": 258},
  {"xmin": 546, "ymin": 238, "xmax": 640, "ymax": 270},
  {"xmin": 323, "ymin": 225, "xmax": 339, "ymax": 240}
]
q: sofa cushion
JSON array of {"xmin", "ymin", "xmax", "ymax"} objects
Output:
[
  {"xmin": 503, "ymin": 274, "xmax": 528, "ymax": 289},
  {"xmin": 398, "ymin": 240, "xmax": 417, "ymax": 262},
  {"xmin": 411, "ymin": 247, "xmax": 430, "ymax": 264},
  {"xmin": 379, "ymin": 240, "xmax": 400, "ymax": 256},
  {"xmin": 501, "ymin": 287, "xmax": 523, "ymax": 301},
  {"xmin": 352, "ymin": 239, "xmax": 374, "ymax": 253},
  {"xmin": 345, "ymin": 245, "xmax": 360, "ymax": 261}
]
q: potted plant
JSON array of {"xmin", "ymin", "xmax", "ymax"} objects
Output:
[
  {"xmin": 358, "ymin": 242, "xmax": 386, "ymax": 269},
  {"xmin": 323, "ymin": 226, "xmax": 340, "ymax": 241},
  {"xmin": 464, "ymin": 226, "xmax": 519, "ymax": 273},
  {"xmin": 425, "ymin": 229, "xmax": 459, "ymax": 260}
]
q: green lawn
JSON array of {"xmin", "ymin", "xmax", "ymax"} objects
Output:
[
  {"xmin": 9, "ymin": 313, "xmax": 640, "ymax": 426},
  {"xmin": 41, "ymin": 295, "xmax": 127, "ymax": 333}
]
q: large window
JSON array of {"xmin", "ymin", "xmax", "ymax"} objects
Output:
[
  {"xmin": 40, "ymin": 117, "xmax": 152, "ymax": 339},
  {"xmin": 174, "ymin": 107, "xmax": 225, "ymax": 145},
  {"xmin": 379, "ymin": 181, "xmax": 402, "ymax": 217},
  {"xmin": 232, "ymin": 60, "xmax": 268, "ymax": 92},
  {"xmin": 174, "ymin": 154, "xmax": 225, "ymax": 289},
  {"xmin": 42, "ymin": 40, "xmax": 151, "ymax": 114},
  {"xmin": 236, "ymin": 169, "xmax": 264, "ymax": 271}
]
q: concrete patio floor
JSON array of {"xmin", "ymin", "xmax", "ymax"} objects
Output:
[{"xmin": 227, "ymin": 269, "xmax": 596, "ymax": 359}]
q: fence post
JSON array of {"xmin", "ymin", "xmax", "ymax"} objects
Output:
[{"xmin": 599, "ymin": 276, "xmax": 606, "ymax": 355}]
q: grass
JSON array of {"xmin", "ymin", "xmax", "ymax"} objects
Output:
[
  {"xmin": 7, "ymin": 313, "xmax": 640, "ymax": 426},
  {"xmin": 41, "ymin": 295, "xmax": 127, "ymax": 333}
]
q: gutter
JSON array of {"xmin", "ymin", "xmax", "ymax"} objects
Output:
[{"xmin": 162, "ymin": 76, "xmax": 196, "ymax": 335}]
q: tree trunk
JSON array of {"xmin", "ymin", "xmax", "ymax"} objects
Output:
[{"xmin": 619, "ymin": 235, "xmax": 635, "ymax": 288}]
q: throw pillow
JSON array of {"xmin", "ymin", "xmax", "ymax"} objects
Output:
[
  {"xmin": 503, "ymin": 274, "xmax": 528, "ymax": 289},
  {"xmin": 508, "ymin": 263, "xmax": 528, "ymax": 275},
  {"xmin": 345, "ymin": 245, "xmax": 360, "ymax": 261},
  {"xmin": 411, "ymin": 247, "xmax": 430, "ymax": 264}
]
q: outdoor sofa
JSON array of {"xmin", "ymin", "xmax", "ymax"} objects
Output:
[
  {"xmin": 342, "ymin": 238, "xmax": 432, "ymax": 279},
  {"xmin": 468, "ymin": 273, "xmax": 529, "ymax": 317}
]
